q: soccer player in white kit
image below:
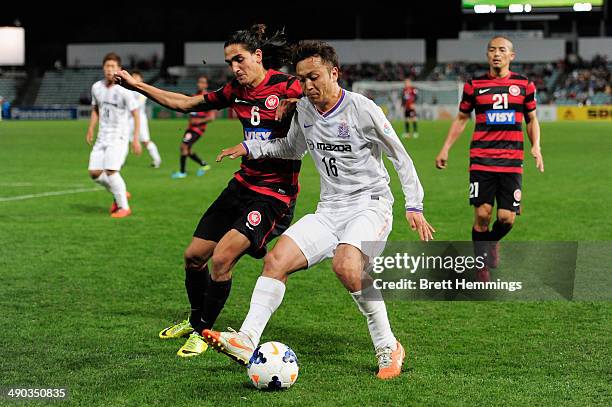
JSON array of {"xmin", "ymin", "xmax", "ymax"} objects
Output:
[
  {"xmin": 129, "ymin": 70, "xmax": 162, "ymax": 168},
  {"xmin": 207, "ymin": 41, "xmax": 435, "ymax": 379},
  {"xmin": 86, "ymin": 53, "xmax": 141, "ymax": 218}
]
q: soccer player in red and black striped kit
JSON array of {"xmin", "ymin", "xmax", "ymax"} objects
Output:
[
  {"xmin": 436, "ymin": 36, "xmax": 544, "ymax": 281},
  {"xmin": 171, "ymin": 75, "xmax": 215, "ymax": 179},
  {"xmin": 402, "ymin": 79, "xmax": 419, "ymax": 138},
  {"xmin": 115, "ymin": 24, "xmax": 303, "ymax": 356}
]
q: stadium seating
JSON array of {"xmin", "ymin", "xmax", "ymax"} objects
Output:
[
  {"xmin": 19, "ymin": 55, "xmax": 612, "ymax": 107},
  {"xmin": 34, "ymin": 68, "xmax": 158, "ymax": 106},
  {"xmin": 340, "ymin": 63, "xmax": 424, "ymax": 87},
  {"xmin": 427, "ymin": 58, "xmax": 611, "ymax": 105},
  {"xmin": 0, "ymin": 73, "xmax": 25, "ymax": 103}
]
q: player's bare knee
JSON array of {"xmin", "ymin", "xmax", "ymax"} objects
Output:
[
  {"xmin": 104, "ymin": 170, "xmax": 116, "ymax": 176},
  {"xmin": 184, "ymin": 246, "xmax": 210, "ymax": 270},
  {"xmin": 262, "ymin": 251, "xmax": 289, "ymax": 281},
  {"xmin": 497, "ymin": 213, "xmax": 515, "ymax": 226},
  {"xmin": 211, "ymin": 251, "xmax": 236, "ymax": 275},
  {"xmin": 475, "ymin": 207, "xmax": 492, "ymax": 229},
  {"xmin": 89, "ymin": 170, "xmax": 102, "ymax": 179},
  {"xmin": 332, "ymin": 257, "xmax": 360, "ymax": 280},
  {"xmin": 184, "ymin": 251, "xmax": 205, "ymax": 270}
]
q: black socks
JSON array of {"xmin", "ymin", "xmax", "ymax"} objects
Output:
[
  {"xmin": 200, "ymin": 277, "xmax": 232, "ymax": 331},
  {"xmin": 489, "ymin": 220, "xmax": 513, "ymax": 241},
  {"xmin": 185, "ymin": 265, "xmax": 210, "ymax": 330},
  {"xmin": 189, "ymin": 153, "xmax": 206, "ymax": 167}
]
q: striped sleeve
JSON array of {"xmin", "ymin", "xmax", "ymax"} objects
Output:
[
  {"xmin": 524, "ymin": 81, "xmax": 537, "ymax": 113},
  {"xmin": 286, "ymin": 77, "xmax": 303, "ymax": 99},
  {"xmin": 459, "ymin": 81, "xmax": 475, "ymax": 114},
  {"xmin": 199, "ymin": 82, "xmax": 233, "ymax": 111}
]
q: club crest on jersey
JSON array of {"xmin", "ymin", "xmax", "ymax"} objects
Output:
[
  {"xmin": 514, "ymin": 189, "xmax": 522, "ymax": 201},
  {"xmin": 486, "ymin": 110, "xmax": 516, "ymax": 125},
  {"xmin": 337, "ymin": 120, "xmax": 350, "ymax": 138},
  {"xmin": 265, "ymin": 95, "xmax": 280, "ymax": 110},
  {"xmin": 509, "ymin": 85, "xmax": 521, "ymax": 97},
  {"xmin": 383, "ymin": 122, "xmax": 392, "ymax": 135},
  {"xmin": 247, "ymin": 211, "xmax": 262, "ymax": 227}
]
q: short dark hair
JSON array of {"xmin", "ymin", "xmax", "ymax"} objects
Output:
[
  {"xmin": 293, "ymin": 40, "xmax": 339, "ymax": 69},
  {"xmin": 488, "ymin": 35, "xmax": 514, "ymax": 51},
  {"xmin": 103, "ymin": 52, "xmax": 121, "ymax": 66},
  {"xmin": 198, "ymin": 74, "xmax": 208, "ymax": 81},
  {"xmin": 131, "ymin": 69, "xmax": 142, "ymax": 77}
]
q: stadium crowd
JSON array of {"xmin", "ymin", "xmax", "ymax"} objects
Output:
[
  {"xmin": 1, "ymin": 56, "xmax": 610, "ymax": 107},
  {"xmin": 427, "ymin": 55, "xmax": 611, "ymax": 105}
]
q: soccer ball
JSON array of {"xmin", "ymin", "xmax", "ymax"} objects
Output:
[{"xmin": 247, "ymin": 341, "xmax": 299, "ymax": 390}]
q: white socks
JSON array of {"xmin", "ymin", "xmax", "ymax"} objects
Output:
[
  {"xmin": 107, "ymin": 172, "xmax": 129, "ymax": 209},
  {"xmin": 146, "ymin": 142, "xmax": 161, "ymax": 165},
  {"xmin": 240, "ymin": 276, "xmax": 286, "ymax": 347},
  {"xmin": 94, "ymin": 173, "xmax": 111, "ymax": 190},
  {"xmin": 351, "ymin": 286, "xmax": 397, "ymax": 351}
]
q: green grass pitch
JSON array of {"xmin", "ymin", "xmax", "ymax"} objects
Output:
[{"xmin": 0, "ymin": 118, "xmax": 610, "ymax": 406}]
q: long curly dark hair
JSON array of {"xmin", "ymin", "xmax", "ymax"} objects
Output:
[{"xmin": 224, "ymin": 24, "xmax": 292, "ymax": 70}]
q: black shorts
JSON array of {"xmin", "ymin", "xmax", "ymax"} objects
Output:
[
  {"xmin": 404, "ymin": 108, "xmax": 417, "ymax": 119},
  {"xmin": 182, "ymin": 130, "xmax": 202, "ymax": 147},
  {"xmin": 469, "ymin": 170, "xmax": 522, "ymax": 213},
  {"xmin": 193, "ymin": 179, "xmax": 295, "ymax": 258}
]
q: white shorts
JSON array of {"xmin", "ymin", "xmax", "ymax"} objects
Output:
[
  {"xmin": 130, "ymin": 119, "xmax": 150, "ymax": 142},
  {"xmin": 88, "ymin": 141, "xmax": 129, "ymax": 171},
  {"xmin": 284, "ymin": 198, "xmax": 393, "ymax": 267}
]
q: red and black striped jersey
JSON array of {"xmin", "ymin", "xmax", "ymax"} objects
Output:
[
  {"xmin": 403, "ymin": 86, "xmax": 417, "ymax": 109},
  {"xmin": 460, "ymin": 71, "xmax": 537, "ymax": 174},
  {"xmin": 197, "ymin": 69, "xmax": 303, "ymax": 204},
  {"xmin": 187, "ymin": 91, "xmax": 215, "ymax": 135}
]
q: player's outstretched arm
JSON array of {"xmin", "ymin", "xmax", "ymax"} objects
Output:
[
  {"xmin": 526, "ymin": 110, "xmax": 544, "ymax": 172},
  {"xmin": 217, "ymin": 134, "xmax": 305, "ymax": 162},
  {"xmin": 86, "ymin": 106, "xmax": 98, "ymax": 145},
  {"xmin": 114, "ymin": 70, "xmax": 202, "ymax": 113},
  {"xmin": 435, "ymin": 112, "xmax": 470, "ymax": 169},
  {"xmin": 406, "ymin": 211, "xmax": 435, "ymax": 242}
]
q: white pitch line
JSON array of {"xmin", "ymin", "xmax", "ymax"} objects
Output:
[
  {"xmin": 0, "ymin": 187, "xmax": 104, "ymax": 202},
  {"xmin": 0, "ymin": 182, "xmax": 89, "ymax": 187}
]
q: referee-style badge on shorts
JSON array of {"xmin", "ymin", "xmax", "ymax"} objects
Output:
[{"xmin": 247, "ymin": 211, "xmax": 262, "ymax": 227}]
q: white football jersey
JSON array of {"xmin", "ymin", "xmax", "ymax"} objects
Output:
[
  {"xmin": 244, "ymin": 89, "xmax": 424, "ymax": 212},
  {"xmin": 91, "ymin": 80, "xmax": 139, "ymax": 143},
  {"xmin": 129, "ymin": 91, "xmax": 148, "ymax": 123}
]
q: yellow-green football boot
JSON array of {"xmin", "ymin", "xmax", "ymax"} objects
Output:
[
  {"xmin": 176, "ymin": 332, "xmax": 209, "ymax": 358},
  {"xmin": 159, "ymin": 319, "xmax": 193, "ymax": 339}
]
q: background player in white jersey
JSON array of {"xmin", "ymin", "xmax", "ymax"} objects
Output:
[
  {"xmin": 86, "ymin": 53, "xmax": 141, "ymax": 218},
  {"xmin": 129, "ymin": 70, "xmax": 162, "ymax": 168},
  {"xmin": 208, "ymin": 41, "xmax": 435, "ymax": 380}
]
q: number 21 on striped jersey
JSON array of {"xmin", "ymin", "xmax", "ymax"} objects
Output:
[{"xmin": 492, "ymin": 93, "xmax": 508, "ymax": 109}]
